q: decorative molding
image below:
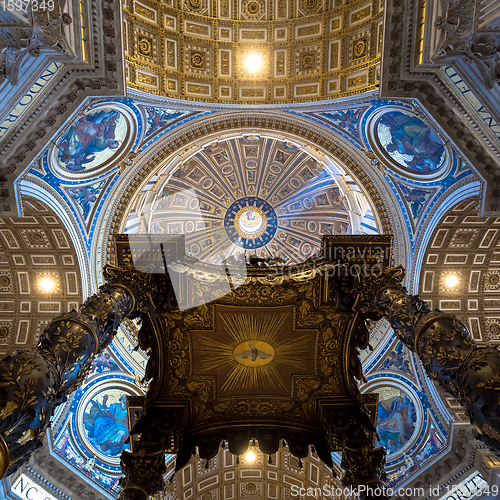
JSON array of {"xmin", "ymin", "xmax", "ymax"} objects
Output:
[
  {"xmin": 29, "ymin": 442, "xmax": 111, "ymax": 500},
  {"xmin": 92, "ymin": 110, "xmax": 410, "ymax": 275},
  {"xmin": 0, "ymin": 0, "xmax": 127, "ymax": 218},
  {"xmin": 123, "ymin": 0, "xmax": 382, "ymax": 104},
  {"xmin": 395, "ymin": 425, "xmax": 485, "ymax": 499},
  {"xmin": 379, "ymin": 0, "xmax": 500, "ymax": 215}
]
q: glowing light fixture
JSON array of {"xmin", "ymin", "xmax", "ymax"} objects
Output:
[
  {"xmin": 245, "ymin": 450, "xmax": 257, "ymax": 463},
  {"xmin": 444, "ymin": 274, "xmax": 459, "ymax": 288},
  {"xmin": 244, "ymin": 52, "xmax": 263, "ymax": 74},
  {"xmin": 39, "ymin": 277, "xmax": 56, "ymax": 293}
]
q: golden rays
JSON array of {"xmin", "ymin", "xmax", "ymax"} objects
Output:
[{"xmin": 197, "ymin": 312, "xmax": 311, "ymax": 392}]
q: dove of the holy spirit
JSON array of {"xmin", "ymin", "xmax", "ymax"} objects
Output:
[{"xmin": 233, "ymin": 340, "xmax": 275, "ymax": 367}]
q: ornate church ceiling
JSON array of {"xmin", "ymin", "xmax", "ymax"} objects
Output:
[
  {"xmin": 0, "ymin": 0, "xmax": 498, "ymax": 493},
  {"xmin": 123, "ymin": 0, "xmax": 383, "ymax": 103},
  {"xmin": 0, "ymin": 197, "xmax": 84, "ymax": 356},
  {"xmin": 3, "ymin": 94, "xmax": 486, "ymax": 498},
  {"xmin": 162, "ymin": 445, "xmax": 342, "ymax": 500},
  {"xmin": 124, "ymin": 136, "xmax": 378, "ymax": 264},
  {"xmin": 420, "ymin": 196, "xmax": 500, "ymax": 347}
]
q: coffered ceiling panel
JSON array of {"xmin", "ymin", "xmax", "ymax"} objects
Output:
[
  {"xmin": 123, "ymin": 0, "xmax": 383, "ymax": 103},
  {"xmin": 0, "ymin": 197, "xmax": 84, "ymax": 356},
  {"xmin": 124, "ymin": 136, "xmax": 378, "ymax": 264}
]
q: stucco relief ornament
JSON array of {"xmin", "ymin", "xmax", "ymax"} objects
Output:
[
  {"xmin": 0, "ymin": 31, "xmax": 41, "ymax": 86},
  {"xmin": 119, "ymin": 152, "xmax": 137, "ymax": 172},
  {"xmin": 434, "ymin": 2, "xmax": 500, "ymax": 89},
  {"xmin": 0, "ymin": 0, "xmax": 72, "ymax": 86},
  {"xmin": 463, "ymin": 33, "xmax": 500, "ymax": 88},
  {"xmin": 434, "ymin": 15, "xmax": 465, "ymax": 44},
  {"xmin": 31, "ymin": 8, "xmax": 73, "ymax": 55}
]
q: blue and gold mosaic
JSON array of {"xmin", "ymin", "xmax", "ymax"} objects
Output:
[
  {"xmin": 224, "ymin": 197, "xmax": 277, "ymax": 249},
  {"xmin": 18, "ymin": 96, "xmax": 481, "ymax": 496}
]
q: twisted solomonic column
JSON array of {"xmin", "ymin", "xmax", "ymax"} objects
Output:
[
  {"xmin": 341, "ymin": 445, "xmax": 389, "ymax": 500},
  {"xmin": 351, "ymin": 266, "xmax": 500, "ymax": 455},
  {"xmin": 0, "ymin": 265, "xmax": 157, "ymax": 479}
]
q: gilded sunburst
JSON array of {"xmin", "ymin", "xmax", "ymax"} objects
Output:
[{"xmin": 193, "ymin": 309, "xmax": 315, "ymax": 395}]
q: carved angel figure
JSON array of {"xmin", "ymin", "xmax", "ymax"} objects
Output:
[
  {"xmin": 30, "ymin": 0, "xmax": 72, "ymax": 56},
  {"xmin": 0, "ymin": 30, "xmax": 39, "ymax": 85},
  {"xmin": 433, "ymin": 1, "xmax": 500, "ymax": 89}
]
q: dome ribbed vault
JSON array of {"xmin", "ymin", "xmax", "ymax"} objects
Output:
[{"xmin": 124, "ymin": 136, "xmax": 378, "ymax": 264}]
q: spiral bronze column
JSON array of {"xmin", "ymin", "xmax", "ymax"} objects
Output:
[
  {"xmin": 352, "ymin": 266, "xmax": 500, "ymax": 455},
  {"xmin": 0, "ymin": 264, "xmax": 156, "ymax": 478},
  {"xmin": 118, "ymin": 450, "xmax": 167, "ymax": 500}
]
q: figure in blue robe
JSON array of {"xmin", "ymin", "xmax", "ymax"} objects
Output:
[
  {"xmin": 57, "ymin": 109, "xmax": 121, "ymax": 171},
  {"xmin": 377, "ymin": 395, "xmax": 416, "ymax": 453},
  {"xmin": 84, "ymin": 394, "xmax": 129, "ymax": 456}
]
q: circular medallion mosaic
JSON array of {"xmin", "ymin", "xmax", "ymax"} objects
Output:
[
  {"xmin": 80, "ymin": 387, "xmax": 132, "ymax": 460},
  {"xmin": 225, "ymin": 198, "xmax": 277, "ymax": 248},
  {"xmin": 370, "ymin": 386, "xmax": 418, "ymax": 457},
  {"xmin": 376, "ymin": 110, "xmax": 446, "ymax": 174},
  {"xmin": 238, "ymin": 209, "xmax": 264, "ymax": 235},
  {"xmin": 50, "ymin": 104, "xmax": 134, "ymax": 179},
  {"xmin": 56, "ymin": 108, "xmax": 128, "ymax": 172}
]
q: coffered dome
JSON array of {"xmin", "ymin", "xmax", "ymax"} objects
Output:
[
  {"xmin": 123, "ymin": 0, "xmax": 383, "ymax": 103},
  {"xmin": 124, "ymin": 135, "xmax": 378, "ymax": 264}
]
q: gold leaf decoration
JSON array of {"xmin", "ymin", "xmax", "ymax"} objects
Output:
[
  {"xmin": 478, "ymin": 365, "xmax": 500, "ymax": 391},
  {"xmin": 298, "ymin": 301, "xmax": 323, "ymax": 326},
  {"xmin": 187, "ymin": 381, "xmax": 212, "ymax": 402},
  {"xmin": 195, "ymin": 310, "xmax": 314, "ymax": 394},
  {"xmin": 17, "ymin": 429, "xmax": 36, "ymax": 446},
  {"xmin": 185, "ymin": 303, "xmax": 210, "ymax": 327},
  {"xmin": 483, "ymin": 423, "xmax": 500, "ymax": 441},
  {"xmin": 0, "ymin": 400, "xmax": 18, "ymax": 419}
]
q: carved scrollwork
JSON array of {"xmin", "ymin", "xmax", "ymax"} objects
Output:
[
  {"xmin": 102, "ymin": 264, "xmax": 156, "ymax": 315},
  {"xmin": 119, "ymin": 450, "xmax": 166, "ymax": 500},
  {"xmin": 352, "ymin": 266, "xmax": 431, "ymax": 348},
  {"xmin": 297, "ymin": 299, "xmax": 324, "ymax": 327},
  {"xmin": 341, "ymin": 445, "xmax": 389, "ymax": 500},
  {"xmin": 433, "ymin": 1, "xmax": 500, "ymax": 89},
  {"xmin": 217, "ymin": 283, "xmax": 297, "ymax": 305}
]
